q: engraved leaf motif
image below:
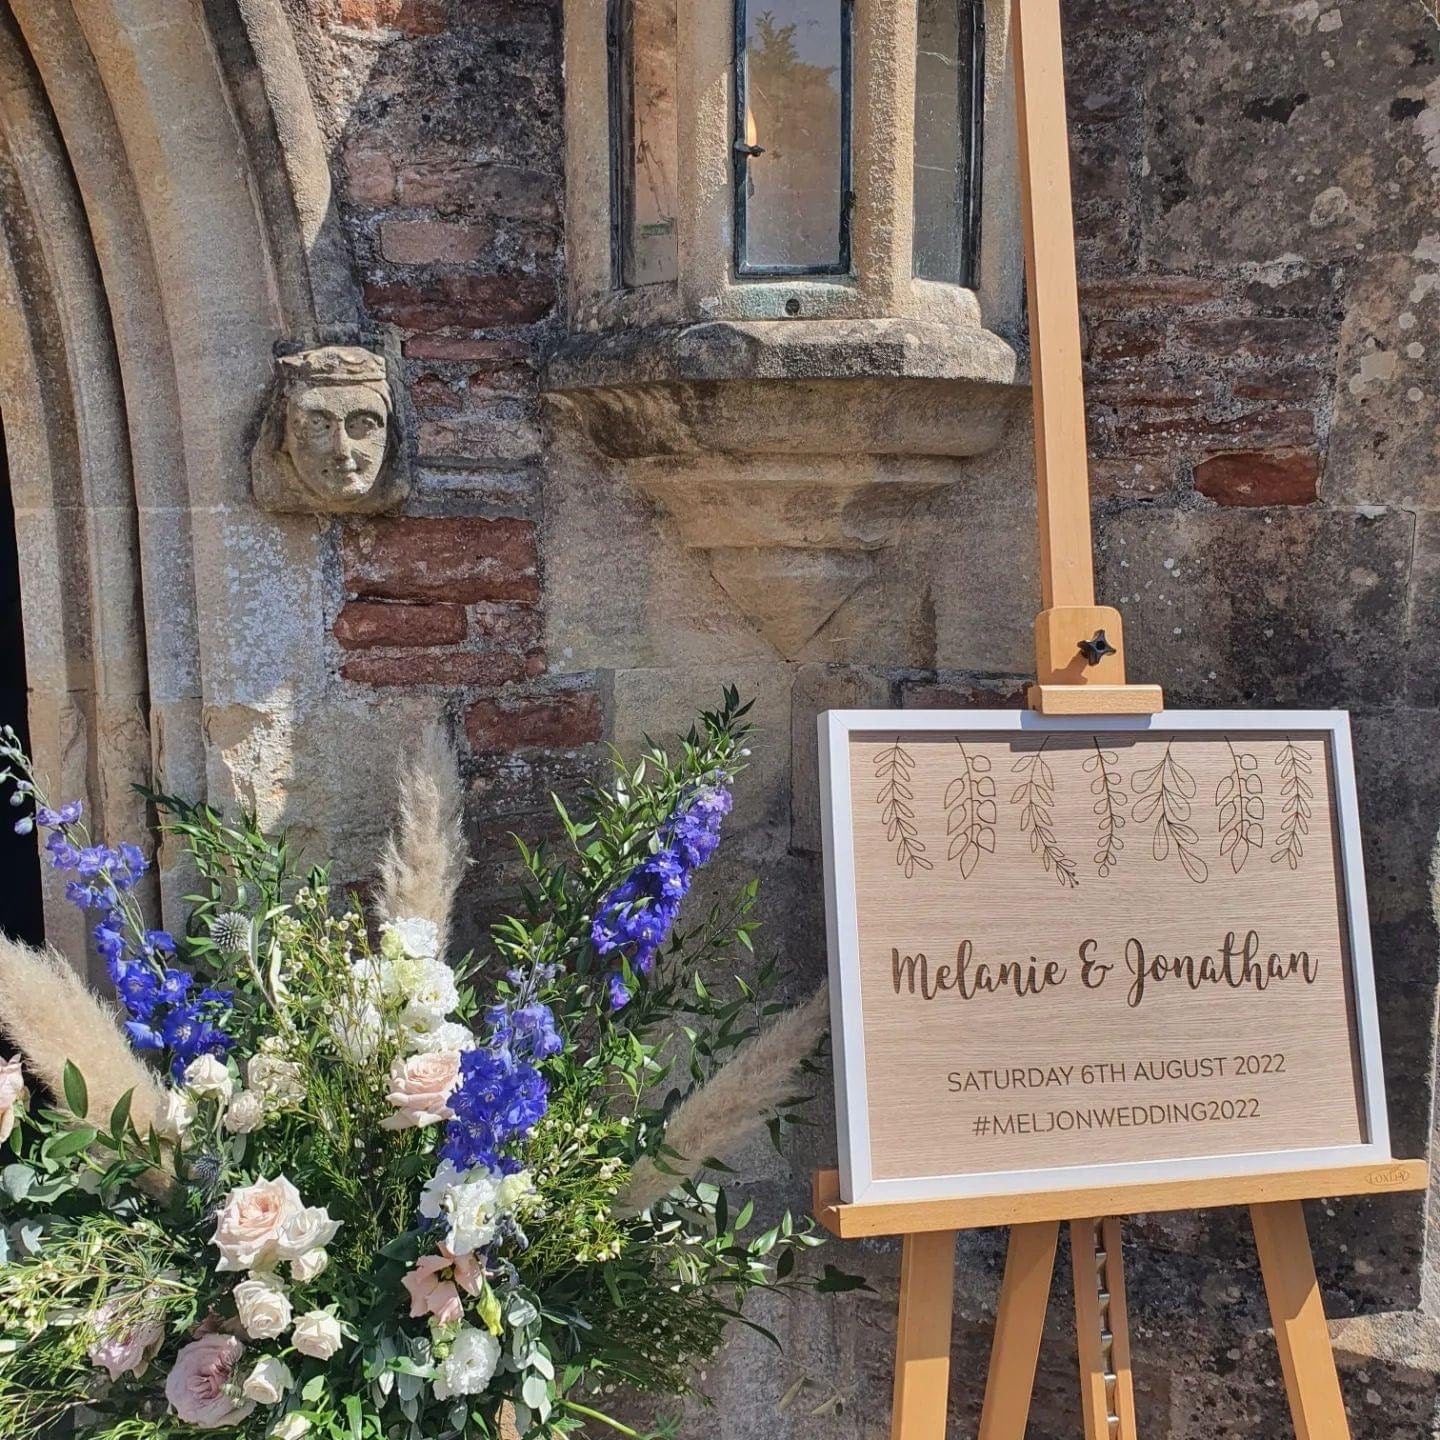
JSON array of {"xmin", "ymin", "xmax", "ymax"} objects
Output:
[
  {"xmin": 1082, "ymin": 740, "xmax": 1127, "ymax": 877},
  {"xmin": 1010, "ymin": 738, "xmax": 1078, "ymax": 889},
  {"xmin": 874, "ymin": 739, "xmax": 933, "ymax": 879},
  {"xmin": 1130, "ymin": 740, "xmax": 1208, "ymax": 884},
  {"xmin": 1217, "ymin": 738, "xmax": 1264, "ymax": 874},
  {"xmin": 1271, "ymin": 737, "xmax": 1314, "ymax": 871}
]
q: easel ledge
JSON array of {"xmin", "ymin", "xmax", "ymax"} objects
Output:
[{"xmin": 812, "ymin": 1160, "xmax": 1428, "ymax": 1239}]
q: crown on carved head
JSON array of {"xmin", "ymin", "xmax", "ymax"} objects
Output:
[{"xmin": 277, "ymin": 346, "xmax": 388, "ymax": 388}]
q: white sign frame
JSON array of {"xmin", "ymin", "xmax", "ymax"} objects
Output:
[{"xmin": 819, "ymin": 708, "xmax": 1391, "ymax": 1206}]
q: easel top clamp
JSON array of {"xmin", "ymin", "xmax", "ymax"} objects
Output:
[{"xmin": 811, "ymin": 3, "xmax": 1426, "ymax": 1440}]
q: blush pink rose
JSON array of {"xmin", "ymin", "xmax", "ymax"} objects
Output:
[
  {"xmin": 87, "ymin": 1299, "xmax": 165, "ymax": 1381},
  {"xmin": 380, "ymin": 1051, "xmax": 461, "ymax": 1131},
  {"xmin": 164, "ymin": 1334, "xmax": 255, "ymax": 1428},
  {"xmin": 0, "ymin": 1055, "xmax": 27, "ymax": 1143},
  {"xmin": 211, "ymin": 1175, "xmax": 302, "ymax": 1272}
]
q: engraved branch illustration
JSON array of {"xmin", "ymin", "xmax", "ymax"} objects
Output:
[
  {"xmin": 1217, "ymin": 738, "xmax": 1264, "ymax": 874},
  {"xmin": 875, "ymin": 739, "xmax": 933, "ymax": 879},
  {"xmin": 1272, "ymin": 737, "xmax": 1314, "ymax": 871},
  {"xmin": 1131, "ymin": 741, "xmax": 1209, "ymax": 884},
  {"xmin": 1011, "ymin": 739, "xmax": 1079, "ymax": 889},
  {"xmin": 944, "ymin": 742, "xmax": 996, "ymax": 878},
  {"xmin": 1083, "ymin": 739, "xmax": 1127, "ymax": 877}
]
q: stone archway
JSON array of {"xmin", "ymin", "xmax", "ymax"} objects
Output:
[{"xmin": 0, "ymin": 0, "xmax": 360, "ymax": 954}]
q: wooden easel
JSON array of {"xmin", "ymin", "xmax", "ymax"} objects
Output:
[{"xmin": 812, "ymin": 2, "xmax": 1430, "ymax": 1437}]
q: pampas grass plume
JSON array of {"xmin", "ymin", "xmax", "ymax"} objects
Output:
[
  {"xmin": 0, "ymin": 935, "xmax": 169, "ymax": 1136},
  {"xmin": 377, "ymin": 721, "xmax": 467, "ymax": 956},
  {"xmin": 615, "ymin": 981, "xmax": 831, "ymax": 1216}
]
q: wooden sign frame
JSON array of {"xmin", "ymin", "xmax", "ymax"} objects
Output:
[{"xmin": 819, "ymin": 708, "xmax": 1391, "ymax": 1208}]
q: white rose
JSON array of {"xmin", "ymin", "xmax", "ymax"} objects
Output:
[
  {"xmin": 224, "ymin": 1090, "xmax": 266, "ymax": 1135},
  {"xmin": 432, "ymin": 1326, "xmax": 500, "ymax": 1400},
  {"xmin": 270, "ymin": 1415, "xmax": 312, "ymax": 1440},
  {"xmin": 182, "ymin": 1054, "xmax": 235, "ymax": 1101},
  {"xmin": 276, "ymin": 1206, "xmax": 339, "ymax": 1261},
  {"xmin": 290, "ymin": 1310, "xmax": 343, "ymax": 1361},
  {"xmin": 381, "ymin": 918, "xmax": 439, "ymax": 961},
  {"xmin": 246, "ymin": 1054, "xmax": 305, "ymax": 1107},
  {"xmin": 290, "ymin": 1248, "xmax": 329, "ymax": 1283},
  {"xmin": 242, "ymin": 1355, "xmax": 294, "ymax": 1405},
  {"xmin": 154, "ymin": 1089, "xmax": 196, "ymax": 1141},
  {"xmin": 234, "ymin": 1275, "xmax": 292, "ymax": 1340}
]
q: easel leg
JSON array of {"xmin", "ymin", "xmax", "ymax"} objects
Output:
[
  {"xmin": 892, "ymin": 1230, "xmax": 957, "ymax": 1440},
  {"xmin": 978, "ymin": 1221, "xmax": 1059, "ymax": 1440},
  {"xmin": 1251, "ymin": 1202, "xmax": 1352, "ymax": 1440},
  {"xmin": 1071, "ymin": 1217, "xmax": 1138, "ymax": 1440}
]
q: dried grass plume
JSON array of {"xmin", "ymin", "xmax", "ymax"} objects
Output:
[
  {"xmin": 376, "ymin": 720, "xmax": 467, "ymax": 956},
  {"xmin": 0, "ymin": 935, "xmax": 170, "ymax": 1137},
  {"xmin": 615, "ymin": 981, "xmax": 831, "ymax": 1216}
]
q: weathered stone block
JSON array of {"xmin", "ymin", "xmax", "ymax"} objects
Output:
[
  {"xmin": 379, "ymin": 219, "xmax": 490, "ymax": 265},
  {"xmin": 339, "ymin": 651, "xmax": 530, "ymax": 688},
  {"xmin": 342, "ymin": 517, "xmax": 540, "ymax": 604}
]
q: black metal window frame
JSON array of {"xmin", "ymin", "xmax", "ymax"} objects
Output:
[
  {"xmin": 606, "ymin": 0, "xmax": 628, "ymax": 291},
  {"xmin": 732, "ymin": 0, "xmax": 854, "ymax": 280},
  {"xmin": 958, "ymin": 0, "xmax": 985, "ymax": 291}
]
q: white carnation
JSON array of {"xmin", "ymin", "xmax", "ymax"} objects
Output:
[
  {"xmin": 234, "ymin": 1274, "xmax": 292, "ymax": 1341},
  {"xmin": 400, "ymin": 1016, "xmax": 475, "ymax": 1056},
  {"xmin": 291, "ymin": 1310, "xmax": 343, "ymax": 1361},
  {"xmin": 276, "ymin": 1206, "xmax": 339, "ymax": 1261},
  {"xmin": 432, "ymin": 1326, "xmax": 500, "ymax": 1401},
  {"xmin": 242, "ymin": 1355, "xmax": 294, "ymax": 1405},
  {"xmin": 182, "ymin": 1055, "xmax": 235, "ymax": 1101},
  {"xmin": 223, "ymin": 1090, "xmax": 266, "ymax": 1135},
  {"xmin": 381, "ymin": 917, "xmax": 439, "ymax": 961}
]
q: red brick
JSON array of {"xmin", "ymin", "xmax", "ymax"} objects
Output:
[
  {"xmin": 418, "ymin": 410, "xmax": 542, "ymax": 464},
  {"xmin": 334, "ymin": 600, "xmax": 467, "ymax": 650},
  {"xmin": 342, "ymin": 147, "xmax": 397, "ymax": 206},
  {"xmin": 471, "ymin": 604, "xmax": 545, "ymax": 652},
  {"xmin": 1097, "ymin": 408, "xmax": 1315, "ymax": 456},
  {"xmin": 1230, "ymin": 370, "xmax": 1326, "ymax": 403},
  {"xmin": 1088, "ymin": 373, "xmax": 1221, "ymax": 411},
  {"xmin": 465, "ymin": 691, "xmax": 603, "ymax": 750},
  {"xmin": 380, "ymin": 219, "xmax": 491, "ymax": 265},
  {"xmin": 1090, "ymin": 457, "xmax": 1179, "ymax": 500},
  {"xmin": 342, "ymin": 517, "xmax": 539, "ymax": 603},
  {"xmin": 341, "ymin": 652, "xmax": 529, "ymax": 688},
  {"xmin": 403, "ymin": 335, "xmax": 531, "ymax": 363},
  {"xmin": 1080, "ymin": 275, "xmax": 1229, "ymax": 313},
  {"xmin": 336, "ymin": 0, "xmax": 445, "ymax": 33},
  {"xmin": 1086, "ymin": 320, "xmax": 1164, "ymax": 365},
  {"xmin": 365, "ymin": 275, "xmax": 554, "ymax": 330},
  {"xmin": 1173, "ymin": 315, "xmax": 1333, "ymax": 361},
  {"xmin": 396, "ymin": 163, "xmax": 558, "ymax": 222},
  {"xmin": 1193, "ymin": 450, "xmax": 1320, "ymax": 507}
]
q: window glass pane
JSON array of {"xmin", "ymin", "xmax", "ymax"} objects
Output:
[
  {"xmin": 913, "ymin": 0, "xmax": 980, "ymax": 285},
  {"xmin": 740, "ymin": 1, "xmax": 846, "ymax": 272},
  {"xmin": 614, "ymin": 0, "xmax": 679, "ymax": 288}
]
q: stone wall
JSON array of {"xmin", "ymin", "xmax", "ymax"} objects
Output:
[{"xmin": 284, "ymin": 1, "xmax": 1440, "ymax": 1435}]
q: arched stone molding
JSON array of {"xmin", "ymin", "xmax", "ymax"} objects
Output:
[{"xmin": 0, "ymin": 0, "xmax": 392, "ymax": 951}]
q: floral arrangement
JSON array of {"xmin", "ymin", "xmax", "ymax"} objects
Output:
[{"xmin": 0, "ymin": 692, "xmax": 843, "ymax": 1440}]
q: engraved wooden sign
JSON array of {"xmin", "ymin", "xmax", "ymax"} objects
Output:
[{"xmin": 819, "ymin": 710, "xmax": 1390, "ymax": 1204}]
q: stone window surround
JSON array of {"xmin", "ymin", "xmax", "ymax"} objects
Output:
[{"xmin": 562, "ymin": 0, "xmax": 1024, "ymax": 342}]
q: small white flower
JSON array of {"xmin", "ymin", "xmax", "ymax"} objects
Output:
[
  {"xmin": 331, "ymin": 1002, "xmax": 382, "ymax": 1064},
  {"xmin": 154, "ymin": 1089, "xmax": 196, "ymax": 1141},
  {"xmin": 234, "ymin": 1274, "xmax": 292, "ymax": 1340},
  {"xmin": 290, "ymin": 1310, "xmax": 342, "ymax": 1361},
  {"xmin": 496, "ymin": 1170, "xmax": 535, "ymax": 1214},
  {"xmin": 223, "ymin": 1089, "xmax": 266, "ymax": 1135},
  {"xmin": 183, "ymin": 1055, "xmax": 235, "ymax": 1102},
  {"xmin": 276, "ymin": 1206, "xmax": 339, "ymax": 1261},
  {"xmin": 270, "ymin": 1415, "xmax": 312, "ymax": 1440},
  {"xmin": 432, "ymin": 1326, "xmax": 500, "ymax": 1400},
  {"xmin": 400, "ymin": 1017, "xmax": 475, "ymax": 1055},
  {"xmin": 289, "ymin": 1248, "xmax": 329, "ymax": 1283},
  {"xmin": 245, "ymin": 1054, "xmax": 305, "ymax": 1107},
  {"xmin": 242, "ymin": 1354, "xmax": 294, "ymax": 1405}
]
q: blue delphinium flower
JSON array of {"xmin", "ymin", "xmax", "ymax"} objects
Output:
[
  {"xmin": 2, "ymin": 745, "xmax": 234, "ymax": 1078},
  {"xmin": 590, "ymin": 783, "xmax": 732, "ymax": 1009}
]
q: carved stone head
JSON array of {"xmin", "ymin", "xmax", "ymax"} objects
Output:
[{"xmin": 252, "ymin": 346, "xmax": 408, "ymax": 514}]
